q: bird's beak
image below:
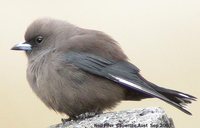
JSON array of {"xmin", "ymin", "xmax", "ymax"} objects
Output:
[{"xmin": 11, "ymin": 42, "xmax": 32, "ymax": 51}]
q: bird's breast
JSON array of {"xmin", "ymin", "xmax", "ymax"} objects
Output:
[{"xmin": 26, "ymin": 54, "xmax": 48, "ymax": 92}]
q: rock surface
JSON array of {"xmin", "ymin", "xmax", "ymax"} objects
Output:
[{"xmin": 49, "ymin": 107, "xmax": 175, "ymax": 128}]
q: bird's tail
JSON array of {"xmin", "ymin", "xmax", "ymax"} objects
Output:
[{"xmin": 138, "ymin": 75, "xmax": 197, "ymax": 115}]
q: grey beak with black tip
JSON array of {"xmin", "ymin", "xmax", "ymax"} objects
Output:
[{"xmin": 11, "ymin": 42, "xmax": 32, "ymax": 51}]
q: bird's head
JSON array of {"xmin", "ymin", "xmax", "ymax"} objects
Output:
[{"xmin": 11, "ymin": 18, "xmax": 76, "ymax": 58}]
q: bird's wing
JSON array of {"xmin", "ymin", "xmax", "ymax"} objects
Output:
[{"xmin": 64, "ymin": 52, "xmax": 190, "ymax": 114}]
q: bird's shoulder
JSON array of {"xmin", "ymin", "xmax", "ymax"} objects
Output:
[{"xmin": 56, "ymin": 29, "xmax": 127, "ymax": 61}]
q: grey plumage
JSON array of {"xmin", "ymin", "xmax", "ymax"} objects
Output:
[{"xmin": 11, "ymin": 18, "xmax": 196, "ymax": 119}]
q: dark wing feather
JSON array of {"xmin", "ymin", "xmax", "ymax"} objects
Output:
[{"xmin": 64, "ymin": 52, "xmax": 192, "ymax": 115}]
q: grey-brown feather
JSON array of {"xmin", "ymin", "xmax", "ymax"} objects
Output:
[
  {"xmin": 25, "ymin": 18, "xmax": 129, "ymax": 117},
  {"xmin": 23, "ymin": 18, "xmax": 196, "ymax": 118},
  {"xmin": 27, "ymin": 49, "xmax": 126, "ymax": 117}
]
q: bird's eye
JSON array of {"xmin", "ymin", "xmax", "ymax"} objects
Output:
[{"xmin": 35, "ymin": 36, "xmax": 43, "ymax": 44}]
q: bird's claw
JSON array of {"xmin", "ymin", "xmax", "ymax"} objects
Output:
[
  {"xmin": 75, "ymin": 112, "xmax": 97, "ymax": 120},
  {"xmin": 61, "ymin": 111, "xmax": 101, "ymax": 123},
  {"xmin": 61, "ymin": 118, "xmax": 73, "ymax": 124}
]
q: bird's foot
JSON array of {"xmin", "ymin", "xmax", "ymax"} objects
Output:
[
  {"xmin": 75, "ymin": 112, "xmax": 98, "ymax": 120},
  {"xmin": 61, "ymin": 111, "xmax": 102, "ymax": 123},
  {"xmin": 61, "ymin": 117, "xmax": 74, "ymax": 124}
]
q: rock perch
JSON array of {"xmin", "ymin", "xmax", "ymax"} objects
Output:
[{"xmin": 49, "ymin": 107, "xmax": 175, "ymax": 128}]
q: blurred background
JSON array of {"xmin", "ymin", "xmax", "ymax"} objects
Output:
[{"xmin": 0, "ymin": 0, "xmax": 199, "ymax": 127}]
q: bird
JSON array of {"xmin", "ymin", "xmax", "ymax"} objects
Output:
[{"xmin": 11, "ymin": 18, "xmax": 196, "ymax": 120}]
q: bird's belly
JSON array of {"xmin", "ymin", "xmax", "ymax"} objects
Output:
[{"xmin": 27, "ymin": 63, "xmax": 125, "ymax": 117}]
